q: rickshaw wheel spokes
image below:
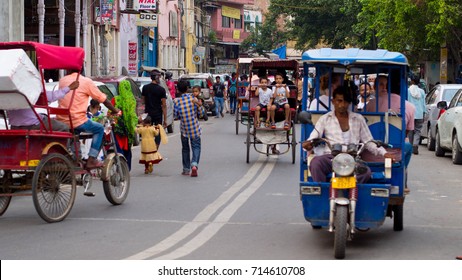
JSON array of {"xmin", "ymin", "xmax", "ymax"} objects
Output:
[
  {"xmin": 103, "ymin": 157, "xmax": 130, "ymax": 205},
  {"xmin": 32, "ymin": 154, "xmax": 76, "ymax": 223}
]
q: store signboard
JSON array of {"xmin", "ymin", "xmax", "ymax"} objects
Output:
[
  {"xmin": 128, "ymin": 42, "xmax": 138, "ymax": 75},
  {"xmin": 135, "ymin": 0, "xmax": 157, "ymax": 10},
  {"xmin": 136, "ymin": 13, "xmax": 158, "ymax": 27},
  {"xmin": 222, "ymin": 6, "xmax": 241, "ymax": 20}
]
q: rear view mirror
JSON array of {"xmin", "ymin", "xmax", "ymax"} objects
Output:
[{"xmin": 298, "ymin": 111, "xmax": 313, "ymax": 124}]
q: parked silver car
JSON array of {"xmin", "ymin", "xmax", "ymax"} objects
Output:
[
  {"xmin": 422, "ymin": 84, "xmax": 462, "ymax": 150},
  {"xmin": 178, "ymin": 73, "xmax": 215, "ymax": 115},
  {"xmin": 435, "ymin": 88, "xmax": 462, "ymax": 164}
]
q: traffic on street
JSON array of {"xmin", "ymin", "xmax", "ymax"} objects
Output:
[{"xmin": 0, "ymin": 116, "xmax": 461, "ymax": 260}]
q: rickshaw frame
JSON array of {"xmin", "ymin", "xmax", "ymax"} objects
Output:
[
  {"xmin": 0, "ymin": 41, "xmax": 130, "ymax": 223},
  {"xmin": 245, "ymin": 59, "xmax": 300, "ymax": 163}
]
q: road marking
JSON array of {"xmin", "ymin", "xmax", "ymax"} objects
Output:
[
  {"xmin": 154, "ymin": 157, "xmax": 276, "ymax": 260},
  {"xmin": 125, "ymin": 154, "xmax": 272, "ymax": 260}
]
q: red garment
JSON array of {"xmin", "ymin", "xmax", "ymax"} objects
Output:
[
  {"xmin": 111, "ymin": 98, "xmax": 129, "ymax": 150},
  {"xmin": 167, "ymin": 80, "xmax": 176, "ymax": 99}
]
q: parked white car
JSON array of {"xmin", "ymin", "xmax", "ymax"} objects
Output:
[
  {"xmin": 422, "ymin": 84, "xmax": 462, "ymax": 150},
  {"xmin": 435, "ymin": 88, "xmax": 462, "ymax": 164}
]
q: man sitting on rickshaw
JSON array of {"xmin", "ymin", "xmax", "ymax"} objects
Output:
[
  {"xmin": 365, "ymin": 74, "xmax": 415, "ymax": 193},
  {"xmin": 56, "ymin": 70, "xmax": 121, "ymax": 169},
  {"xmin": 302, "ymin": 85, "xmax": 396, "ymax": 183},
  {"xmin": 8, "ymin": 80, "xmax": 80, "ymax": 131}
]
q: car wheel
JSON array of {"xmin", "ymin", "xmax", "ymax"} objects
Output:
[
  {"xmin": 452, "ymin": 134, "xmax": 462, "ymax": 164},
  {"xmin": 435, "ymin": 130, "xmax": 445, "ymax": 157},
  {"xmin": 167, "ymin": 123, "xmax": 174, "ymax": 133},
  {"xmin": 427, "ymin": 127, "xmax": 435, "ymax": 151}
]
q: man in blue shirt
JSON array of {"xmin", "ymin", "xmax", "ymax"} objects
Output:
[
  {"xmin": 407, "ymin": 76, "xmax": 426, "ymax": 155},
  {"xmin": 174, "ymin": 80, "xmax": 202, "ymax": 177}
]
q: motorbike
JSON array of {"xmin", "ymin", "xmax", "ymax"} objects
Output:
[{"xmin": 304, "ymin": 134, "xmax": 392, "ymax": 259}]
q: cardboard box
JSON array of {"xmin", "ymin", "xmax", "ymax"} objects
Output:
[{"xmin": 0, "ymin": 49, "xmax": 42, "ymax": 109}]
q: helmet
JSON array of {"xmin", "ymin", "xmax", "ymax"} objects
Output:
[{"xmin": 165, "ymin": 71, "xmax": 173, "ymax": 80}]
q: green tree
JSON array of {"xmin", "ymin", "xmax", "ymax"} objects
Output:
[
  {"xmin": 264, "ymin": 0, "xmax": 363, "ymax": 50},
  {"xmin": 241, "ymin": 12, "xmax": 288, "ymax": 55}
]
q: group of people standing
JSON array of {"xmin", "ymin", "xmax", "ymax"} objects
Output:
[{"xmin": 212, "ymin": 72, "xmax": 240, "ymax": 118}]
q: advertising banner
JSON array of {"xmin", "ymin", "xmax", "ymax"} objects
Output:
[
  {"xmin": 222, "ymin": 6, "xmax": 241, "ymax": 20},
  {"xmin": 135, "ymin": 0, "xmax": 157, "ymax": 11},
  {"xmin": 128, "ymin": 42, "xmax": 138, "ymax": 75}
]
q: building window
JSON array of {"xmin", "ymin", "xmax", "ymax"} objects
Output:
[
  {"xmin": 222, "ymin": 16, "xmax": 230, "ymax": 28},
  {"xmin": 234, "ymin": 15, "xmax": 242, "ymax": 29},
  {"xmin": 169, "ymin": 11, "xmax": 178, "ymax": 38}
]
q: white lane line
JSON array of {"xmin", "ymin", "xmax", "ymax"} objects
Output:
[
  {"xmin": 125, "ymin": 154, "xmax": 268, "ymax": 260},
  {"xmin": 154, "ymin": 158, "xmax": 276, "ymax": 260}
]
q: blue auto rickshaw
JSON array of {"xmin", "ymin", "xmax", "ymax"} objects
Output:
[{"xmin": 299, "ymin": 48, "xmax": 409, "ymax": 259}]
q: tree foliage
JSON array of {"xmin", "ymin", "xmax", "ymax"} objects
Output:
[{"xmin": 240, "ymin": 12, "xmax": 289, "ymax": 55}]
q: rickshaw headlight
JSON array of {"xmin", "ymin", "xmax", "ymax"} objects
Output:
[{"xmin": 332, "ymin": 153, "xmax": 356, "ymax": 176}]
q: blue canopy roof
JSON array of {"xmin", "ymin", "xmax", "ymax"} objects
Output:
[{"xmin": 301, "ymin": 48, "xmax": 408, "ymax": 66}]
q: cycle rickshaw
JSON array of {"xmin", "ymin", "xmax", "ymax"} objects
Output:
[
  {"xmin": 0, "ymin": 41, "xmax": 130, "ymax": 223},
  {"xmin": 245, "ymin": 59, "xmax": 299, "ymax": 163},
  {"xmin": 299, "ymin": 48, "xmax": 408, "ymax": 258}
]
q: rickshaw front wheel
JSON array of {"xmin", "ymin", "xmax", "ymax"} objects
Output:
[
  {"xmin": 334, "ymin": 205, "xmax": 348, "ymax": 259},
  {"xmin": 103, "ymin": 156, "xmax": 130, "ymax": 205},
  {"xmin": 32, "ymin": 153, "xmax": 77, "ymax": 223}
]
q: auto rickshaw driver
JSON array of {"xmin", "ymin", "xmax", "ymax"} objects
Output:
[{"xmin": 302, "ymin": 85, "xmax": 397, "ymax": 183}]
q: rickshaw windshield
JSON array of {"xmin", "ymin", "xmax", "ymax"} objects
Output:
[{"xmin": 300, "ymin": 48, "xmax": 410, "ymax": 149}]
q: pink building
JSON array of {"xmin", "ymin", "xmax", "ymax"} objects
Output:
[
  {"xmin": 202, "ymin": 0, "xmax": 254, "ymax": 73},
  {"xmin": 157, "ymin": 0, "xmax": 181, "ymax": 72}
]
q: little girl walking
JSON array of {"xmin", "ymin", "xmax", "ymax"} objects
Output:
[{"xmin": 135, "ymin": 116, "xmax": 165, "ymax": 174}]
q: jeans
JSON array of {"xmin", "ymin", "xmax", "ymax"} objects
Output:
[
  {"xmin": 181, "ymin": 135, "xmax": 201, "ymax": 172},
  {"xmin": 409, "ymin": 119, "xmax": 424, "ymax": 146},
  {"xmin": 75, "ymin": 119, "xmax": 104, "ymax": 158},
  {"xmin": 150, "ymin": 115, "xmax": 163, "ymax": 147},
  {"xmin": 215, "ymin": 97, "xmax": 224, "ymax": 116},
  {"xmin": 229, "ymin": 95, "xmax": 237, "ymax": 113},
  {"xmin": 403, "ymin": 141, "xmax": 412, "ymax": 168}
]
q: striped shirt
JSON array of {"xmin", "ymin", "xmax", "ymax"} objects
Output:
[
  {"xmin": 174, "ymin": 93, "xmax": 201, "ymax": 138},
  {"xmin": 308, "ymin": 110, "xmax": 386, "ymax": 156}
]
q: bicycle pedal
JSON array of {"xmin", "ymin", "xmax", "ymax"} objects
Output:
[{"xmin": 84, "ymin": 191, "xmax": 96, "ymax": 197}]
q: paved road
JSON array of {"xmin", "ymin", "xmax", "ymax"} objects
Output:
[{"xmin": 0, "ymin": 115, "xmax": 461, "ymax": 260}]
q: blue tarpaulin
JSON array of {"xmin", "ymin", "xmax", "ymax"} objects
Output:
[{"xmin": 271, "ymin": 44, "xmax": 287, "ymax": 59}]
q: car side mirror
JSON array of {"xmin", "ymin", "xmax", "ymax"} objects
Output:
[
  {"xmin": 437, "ymin": 100, "xmax": 447, "ymax": 109},
  {"xmin": 298, "ymin": 111, "xmax": 313, "ymax": 125}
]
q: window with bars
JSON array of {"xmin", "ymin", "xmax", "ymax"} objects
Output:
[
  {"xmin": 234, "ymin": 15, "xmax": 242, "ymax": 29},
  {"xmin": 222, "ymin": 16, "xmax": 230, "ymax": 28}
]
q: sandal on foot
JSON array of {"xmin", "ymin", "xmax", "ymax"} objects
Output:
[
  {"xmin": 283, "ymin": 121, "xmax": 290, "ymax": 130},
  {"xmin": 255, "ymin": 121, "xmax": 261, "ymax": 128},
  {"xmin": 271, "ymin": 122, "xmax": 276, "ymax": 129},
  {"xmin": 265, "ymin": 120, "xmax": 270, "ymax": 128}
]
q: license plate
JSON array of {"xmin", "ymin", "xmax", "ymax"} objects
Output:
[{"xmin": 331, "ymin": 177, "xmax": 356, "ymax": 189}]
